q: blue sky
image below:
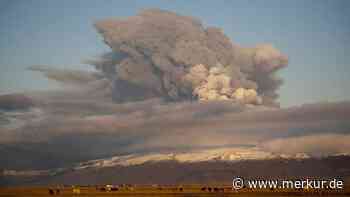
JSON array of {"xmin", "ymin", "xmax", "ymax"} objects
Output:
[{"xmin": 0, "ymin": 0, "xmax": 349, "ymax": 106}]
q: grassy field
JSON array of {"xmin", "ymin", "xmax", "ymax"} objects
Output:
[{"xmin": 1, "ymin": 185, "xmax": 349, "ymax": 197}]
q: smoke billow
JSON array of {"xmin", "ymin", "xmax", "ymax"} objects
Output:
[
  {"xmin": 28, "ymin": 65, "xmax": 103, "ymax": 86},
  {"xmin": 88, "ymin": 9, "xmax": 287, "ymax": 106}
]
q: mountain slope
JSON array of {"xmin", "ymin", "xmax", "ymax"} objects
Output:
[{"xmin": 2, "ymin": 155, "xmax": 350, "ymax": 186}]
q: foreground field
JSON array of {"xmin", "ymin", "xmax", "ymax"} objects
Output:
[{"xmin": 1, "ymin": 185, "xmax": 350, "ymax": 197}]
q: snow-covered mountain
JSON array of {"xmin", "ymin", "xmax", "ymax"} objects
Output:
[
  {"xmin": 2, "ymin": 147, "xmax": 313, "ymax": 177},
  {"xmin": 3, "ymin": 155, "xmax": 350, "ymax": 186},
  {"xmin": 74, "ymin": 147, "xmax": 311, "ymax": 170}
]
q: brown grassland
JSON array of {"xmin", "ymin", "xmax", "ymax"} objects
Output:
[{"xmin": 1, "ymin": 185, "xmax": 350, "ymax": 197}]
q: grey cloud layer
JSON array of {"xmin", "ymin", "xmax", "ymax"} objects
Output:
[
  {"xmin": 1, "ymin": 98, "xmax": 349, "ymax": 160},
  {"xmin": 261, "ymin": 134, "xmax": 350, "ymax": 157}
]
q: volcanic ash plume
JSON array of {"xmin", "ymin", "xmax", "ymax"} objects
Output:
[{"xmin": 88, "ymin": 9, "xmax": 288, "ymax": 106}]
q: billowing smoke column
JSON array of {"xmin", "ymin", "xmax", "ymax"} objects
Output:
[
  {"xmin": 184, "ymin": 64, "xmax": 261, "ymax": 104},
  {"xmin": 89, "ymin": 9, "xmax": 288, "ymax": 106}
]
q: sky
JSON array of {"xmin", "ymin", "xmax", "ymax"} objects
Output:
[{"xmin": 0, "ymin": 0, "xmax": 349, "ymax": 107}]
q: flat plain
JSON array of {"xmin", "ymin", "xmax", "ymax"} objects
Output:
[{"xmin": 1, "ymin": 185, "xmax": 350, "ymax": 197}]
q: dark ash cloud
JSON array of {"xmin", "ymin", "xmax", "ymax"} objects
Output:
[
  {"xmin": 1, "ymin": 99, "xmax": 349, "ymax": 170},
  {"xmin": 0, "ymin": 94, "xmax": 35, "ymax": 111},
  {"xmin": 90, "ymin": 9, "xmax": 287, "ymax": 106}
]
